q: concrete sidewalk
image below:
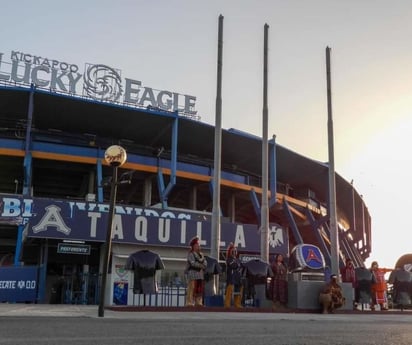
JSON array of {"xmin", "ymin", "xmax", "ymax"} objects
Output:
[
  {"xmin": 0, "ymin": 304, "xmax": 290, "ymax": 318},
  {"xmin": 0, "ymin": 304, "xmax": 99, "ymax": 318},
  {"xmin": 1, "ymin": 303, "xmax": 412, "ymax": 321}
]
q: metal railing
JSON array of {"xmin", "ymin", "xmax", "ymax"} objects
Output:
[{"xmin": 129, "ymin": 284, "xmax": 188, "ymax": 307}]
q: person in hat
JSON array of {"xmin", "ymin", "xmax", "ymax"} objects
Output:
[
  {"xmin": 185, "ymin": 236, "xmax": 207, "ymax": 306},
  {"xmin": 224, "ymin": 243, "xmax": 243, "ymax": 308},
  {"xmin": 319, "ymin": 274, "xmax": 345, "ymax": 313}
]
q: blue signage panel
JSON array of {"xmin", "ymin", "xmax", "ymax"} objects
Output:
[
  {"xmin": 0, "ymin": 194, "xmax": 289, "ymax": 256},
  {"xmin": 0, "ymin": 266, "xmax": 38, "ymax": 302}
]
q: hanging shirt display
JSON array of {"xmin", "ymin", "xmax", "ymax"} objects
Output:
[{"xmin": 125, "ymin": 250, "xmax": 165, "ymax": 294}]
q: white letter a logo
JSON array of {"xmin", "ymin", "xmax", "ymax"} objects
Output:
[{"xmin": 32, "ymin": 205, "xmax": 71, "ymax": 235}]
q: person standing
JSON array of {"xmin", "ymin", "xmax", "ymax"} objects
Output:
[
  {"xmin": 370, "ymin": 261, "xmax": 392, "ymax": 311},
  {"xmin": 269, "ymin": 254, "xmax": 288, "ymax": 308},
  {"xmin": 340, "ymin": 258, "xmax": 357, "ymax": 309},
  {"xmin": 224, "ymin": 243, "xmax": 243, "ymax": 308},
  {"xmin": 185, "ymin": 236, "xmax": 207, "ymax": 307}
]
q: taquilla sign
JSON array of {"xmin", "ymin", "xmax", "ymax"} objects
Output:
[
  {"xmin": 0, "ymin": 50, "xmax": 197, "ymax": 116},
  {"xmin": 0, "ymin": 195, "xmax": 289, "ymax": 256}
]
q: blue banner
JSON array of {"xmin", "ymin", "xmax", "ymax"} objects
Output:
[
  {"xmin": 0, "ymin": 266, "xmax": 38, "ymax": 302},
  {"xmin": 0, "ymin": 194, "xmax": 289, "ymax": 256}
]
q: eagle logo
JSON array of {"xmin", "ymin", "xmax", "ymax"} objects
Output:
[{"xmin": 268, "ymin": 226, "xmax": 284, "ymax": 248}]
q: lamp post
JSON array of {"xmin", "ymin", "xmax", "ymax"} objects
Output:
[{"xmin": 98, "ymin": 145, "xmax": 127, "ymax": 317}]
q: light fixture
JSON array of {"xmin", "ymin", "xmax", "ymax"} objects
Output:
[{"xmin": 98, "ymin": 145, "xmax": 127, "ymax": 317}]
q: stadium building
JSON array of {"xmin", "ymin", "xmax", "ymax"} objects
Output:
[{"xmin": 0, "ymin": 50, "xmax": 371, "ymax": 305}]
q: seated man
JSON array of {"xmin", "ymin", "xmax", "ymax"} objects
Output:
[{"xmin": 319, "ymin": 274, "xmax": 346, "ymax": 313}]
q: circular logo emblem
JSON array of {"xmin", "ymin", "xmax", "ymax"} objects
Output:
[
  {"xmin": 104, "ymin": 145, "xmax": 127, "ymax": 167},
  {"xmin": 293, "ymin": 244, "xmax": 325, "ymax": 271},
  {"xmin": 83, "ymin": 64, "xmax": 122, "ymax": 101}
]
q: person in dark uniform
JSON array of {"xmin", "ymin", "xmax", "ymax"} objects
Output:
[{"xmin": 224, "ymin": 243, "xmax": 243, "ymax": 308}]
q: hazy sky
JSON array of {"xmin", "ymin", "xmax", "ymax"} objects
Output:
[{"xmin": 3, "ymin": 0, "xmax": 412, "ymax": 269}]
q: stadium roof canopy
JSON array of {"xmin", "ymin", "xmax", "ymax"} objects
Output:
[{"xmin": 0, "ymin": 86, "xmax": 369, "ymax": 244}]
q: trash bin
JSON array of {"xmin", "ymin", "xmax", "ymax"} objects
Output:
[
  {"xmin": 203, "ymin": 255, "xmax": 223, "ymax": 307},
  {"xmin": 391, "ymin": 269, "xmax": 412, "ymax": 310},
  {"xmin": 355, "ymin": 267, "xmax": 373, "ymax": 310},
  {"xmin": 242, "ymin": 258, "xmax": 273, "ymax": 308}
]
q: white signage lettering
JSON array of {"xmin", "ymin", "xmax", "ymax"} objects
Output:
[
  {"xmin": 0, "ymin": 280, "xmax": 16, "ymax": 289},
  {"xmin": 88, "ymin": 212, "xmax": 101, "ymax": 237},
  {"xmin": 112, "ymin": 214, "xmax": 124, "ymax": 240},
  {"xmin": 71, "ymin": 201, "xmax": 192, "ymax": 220},
  {"xmin": 234, "ymin": 225, "xmax": 246, "ymax": 248},
  {"xmin": 0, "ymin": 50, "xmax": 198, "ymax": 117},
  {"xmin": 1, "ymin": 197, "xmax": 34, "ymax": 217},
  {"xmin": 0, "ymin": 279, "xmax": 36, "ymax": 290},
  {"xmin": 135, "ymin": 216, "xmax": 148, "ymax": 242},
  {"xmin": 158, "ymin": 218, "xmax": 171, "ymax": 243}
]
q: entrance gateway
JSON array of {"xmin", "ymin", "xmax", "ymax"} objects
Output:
[{"xmin": 0, "ymin": 194, "xmax": 288, "ymax": 305}]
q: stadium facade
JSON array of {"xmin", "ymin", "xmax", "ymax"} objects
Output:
[{"xmin": 0, "ymin": 50, "xmax": 371, "ymax": 305}]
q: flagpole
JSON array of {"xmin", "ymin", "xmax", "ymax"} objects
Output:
[
  {"xmin": 261, "ymin": 23, "xmax": 269, "ymax": 262},
  {"xmin": 211, "ymin": 14, "xmax": 224, "ymax": 293},
  {"xmin": 326, "ymin": 46, "xmax": 339, "ymax": 276}
]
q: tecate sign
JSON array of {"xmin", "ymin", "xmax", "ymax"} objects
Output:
[{"xmin": 0, "ymin": 50, "xmax": 197, "ymax": 116}]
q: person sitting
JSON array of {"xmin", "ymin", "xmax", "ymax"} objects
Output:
[{"xmin": 319, "ymin": 274, "xmax": 346, "ymax": 314}]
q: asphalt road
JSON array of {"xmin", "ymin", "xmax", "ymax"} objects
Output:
[{"xmin": 0, "ymin": 305, "xmax": 412, "ymax": 345}]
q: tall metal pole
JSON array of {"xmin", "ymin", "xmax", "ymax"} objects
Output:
[
  {"xmin": 23, "ymin": 84, "xmax": 35, "ymax": 196},
  {"xmin": 211, "ymin": 14, "xmax": 223, "ymax": 292},
  {"xmin": 98, "ymin": 165, "xmax": 118, "ymax": 317},
  {"xmin": 326, "ymin": 47, "xmax": 339, "ymax": 276},
  {"xmin": 260, "ymin": 23, "xmax": 269, "ymax": 262},
  {"xmin": 98, "ymin": 145, "xmax": 126, "ymax": 317}
]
